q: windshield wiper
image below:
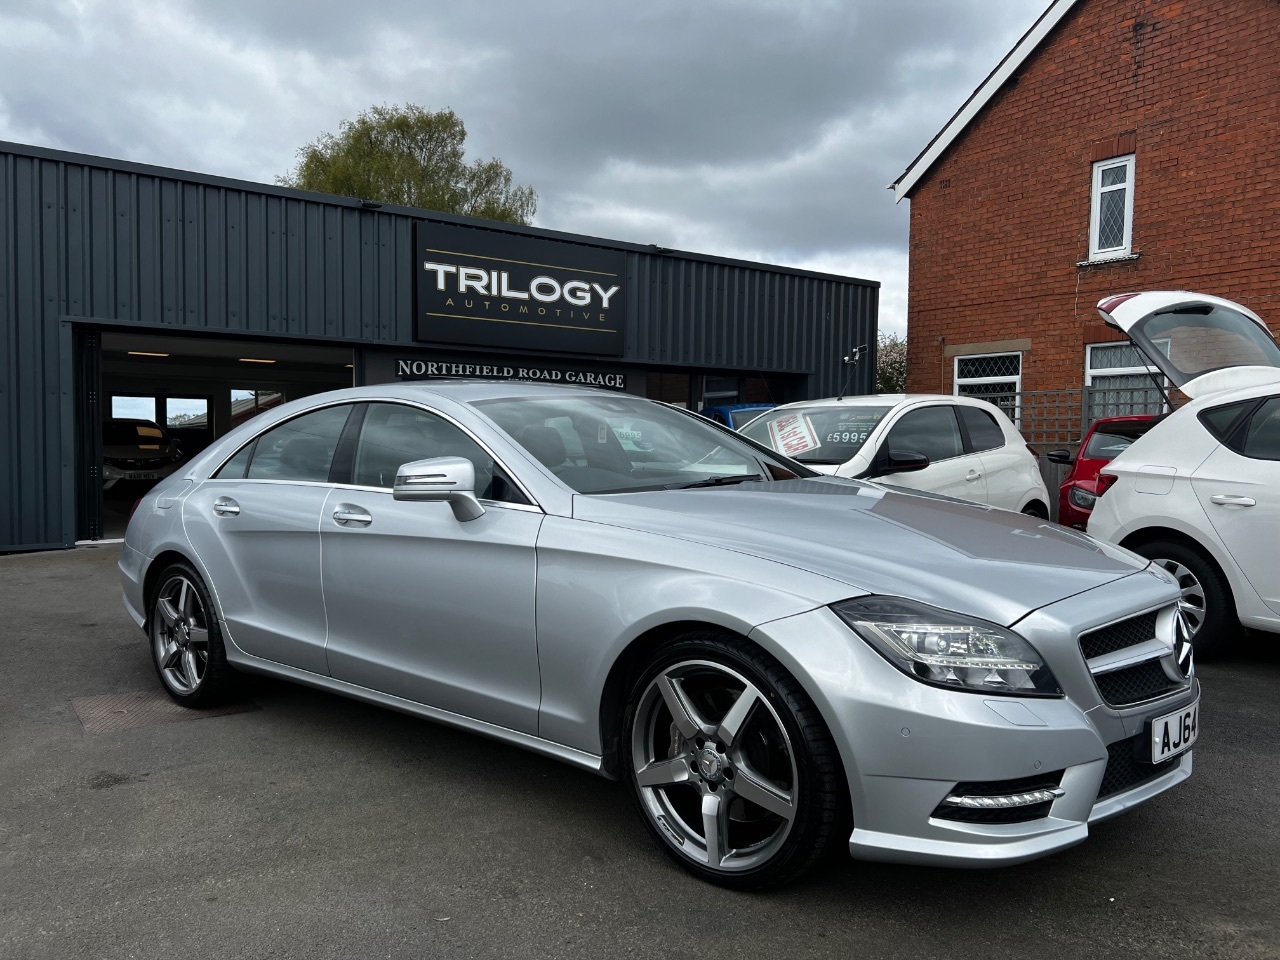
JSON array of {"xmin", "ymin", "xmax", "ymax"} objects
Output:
[{"xmin": 670, "ymin": 475, "xmax": 765, "ymax": 489}]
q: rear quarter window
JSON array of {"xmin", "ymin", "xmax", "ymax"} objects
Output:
[{"xmin": 958, "ymin": 406, "xmax": 1006, "ymax": 453}]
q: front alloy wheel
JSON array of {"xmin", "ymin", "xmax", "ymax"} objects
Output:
[{"xmin": 622, "ymin": 634, "xmax": 844, "ymax": 888}]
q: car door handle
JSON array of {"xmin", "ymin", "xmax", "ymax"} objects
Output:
[
  {"xmin": 332, "ymin": 505, "xmax": 373, "ymax": 526},
  {"xmin": 1210, "ymin": 494, "xmax": 1256, "ymax": 507},
  {"xmin": 965, "ymin": 470, "xmax": 983, "ymax": 482},
  {"xmin": 212, "ymin": 496, "xmax": 240, "ymax": 517}
]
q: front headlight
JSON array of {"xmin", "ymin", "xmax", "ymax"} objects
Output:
[
  {"xmin": 832, "ymin": 596, "xmax": 1063, "ymax": 697},
  {"xmin": 1068, "ymin": 486, "xmax": 1097, "ymax": 510}
]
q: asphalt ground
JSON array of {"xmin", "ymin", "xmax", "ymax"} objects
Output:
[{"xmin": 1, "ymin": 545, "xmax": 1278, "ymax": 960}]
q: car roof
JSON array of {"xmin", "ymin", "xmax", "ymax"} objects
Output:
[{"xmin": 767, "ymin": 393, "xmax": 978, "ymax": 410}]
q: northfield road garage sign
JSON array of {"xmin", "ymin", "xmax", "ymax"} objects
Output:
[{"xmin": 414, "ymin": 222, "xmax": 626, "ymax": 356}]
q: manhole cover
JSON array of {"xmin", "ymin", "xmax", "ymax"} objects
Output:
[{"xmin": 71, "ymin": 688, "xmax": 258, "ymax": 734}]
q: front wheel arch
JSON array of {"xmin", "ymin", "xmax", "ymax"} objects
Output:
[{"xmin": 598, "ymin": 620, "xmax": 741, "ymax": 779}]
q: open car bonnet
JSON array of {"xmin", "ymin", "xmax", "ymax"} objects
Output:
[{"xmin": 1097, "ymin": 291, "xmax": 1280, "ymax": 399}]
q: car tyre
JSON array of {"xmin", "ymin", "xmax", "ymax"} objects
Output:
[
  {"xmin": 1132, "ymin": 540, "xmax": 1237, "ymax": 659},
  {"xmin": 1021, "ymin": 501, "xmax": 1049, "ymax": 519},
  {"xmin": 621, "ymin": 631, "xmax": 845, "ymax": 889},
  {"xmin": 148, "ymin": 561, "xmax": 235, "ymax": 707}
]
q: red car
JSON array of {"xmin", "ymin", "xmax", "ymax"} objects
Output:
[{"xmin": 1047, "ymin": 415, "xmax": 1160, "ymax": 528}]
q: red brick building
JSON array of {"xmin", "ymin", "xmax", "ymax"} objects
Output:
[{"xmin": 890, "ymin": 0, "xmax": 1280, "ymax": 433}]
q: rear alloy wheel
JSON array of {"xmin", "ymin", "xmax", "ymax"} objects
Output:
[
  {"xmin": 1133, "ymin": 540, "xmax": 1237, "ymax": 659},
  {"xmin": 149, "ymin": 562, "xmax": 234, "ymax": 707},
  {"xmin": 621, "ymin": 633, "xmax": 844, "ymax": 888},
  {"xmin": 1021, "ymin": 501, "xmax": 1049, "ymax": 519}
]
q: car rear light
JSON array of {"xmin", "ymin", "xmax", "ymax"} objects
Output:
[
  {"xmin": 128, "ymin": 499, "xmax": 143, "ymax": 521},
  {"xmin": 1096, "ymin": 473, "xmax": 1120, "ymax": 496},
  {"xmin": 1025, "ymin": 443, "xmax": 1039, "ymax": 459}
]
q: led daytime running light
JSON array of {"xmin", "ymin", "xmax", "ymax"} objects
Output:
[{"xmin": 943, "ymin": 788, "xmax": 1064, "ymax": 809}]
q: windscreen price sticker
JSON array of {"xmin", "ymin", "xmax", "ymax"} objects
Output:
[{"xmin": 767, "ymin": 414, "xmax": 821, "ymax": 457}]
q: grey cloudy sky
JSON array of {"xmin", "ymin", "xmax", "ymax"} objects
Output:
[{"xmin": 0, "ymin": 0, "xmax": 1049, "ymax": 334}]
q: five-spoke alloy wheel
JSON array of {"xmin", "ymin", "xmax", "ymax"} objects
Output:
[
  {"xmin": 622, "ymin": 633, "xmax": 844, "ymax": 888},
  {"xmin": 148, "ymin": 562, "xmax": 232, "ymax": 706}
]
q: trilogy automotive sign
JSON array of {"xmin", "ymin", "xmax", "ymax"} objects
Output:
[
  {"xmin": 395, "ymin": 358, "xmax": 628, "ymax": 390},
  {"xmin": 414, "ymin": 222, "xmax": 626, "ymax": 356}
]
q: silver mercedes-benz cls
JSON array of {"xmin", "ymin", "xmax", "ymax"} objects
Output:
[{"xmin": 120, "ymin": 381, "xmax": 1199, "ymax": 887}]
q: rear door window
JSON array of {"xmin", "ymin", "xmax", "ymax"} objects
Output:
[{"xmin": 215, "ymin": 404, "xmax": 354, "ymax": 482}]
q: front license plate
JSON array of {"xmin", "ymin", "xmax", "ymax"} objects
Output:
[
  {"xmin": 129, "ymin": 472, "xmax": 159, "ymax": 480},
  {"xmin": 1150, "ymin": 700, "xmax": 1198, "ymax": 762}
]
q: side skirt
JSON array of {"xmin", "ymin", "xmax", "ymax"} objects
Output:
[{"xmin": 222, "ymin": 626, "xmax": 608, "ymax": 778}]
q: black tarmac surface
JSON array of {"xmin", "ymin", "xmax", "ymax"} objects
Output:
[{"xmin": 1, "ymin": 545, "xmax": 1277, "ymax": 959}]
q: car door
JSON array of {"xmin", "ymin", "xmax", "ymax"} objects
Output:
[
  {"xmin": 1190, "ymin": 395, "xmax": 1280, "ymax": 615},
  {"xmin": 957, "ymin": 404, "xmax": 1020, "ymax": 509},
  {"xmin": 874, "ymin": 404, "xmax": 988, "ymax": 502},
  {"xmin": 320, "ymin": 401, "xmax": 545, "ymax": 734},
  {"xmin": 181, "ymin": 402, "xmax": 356, "ymax": 676}
]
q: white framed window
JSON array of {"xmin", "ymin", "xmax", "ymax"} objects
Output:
[
  {"xmin": 1085, "ymin": 342, "xmax": 1166, "ymax": 419},
  {"xmin": 954, "ymin": 352, "xmax": 1022, "ymax": 422},
  {"xmin": 1089, "ymin": 154, "xmax": 1135, "ymax": 260}
]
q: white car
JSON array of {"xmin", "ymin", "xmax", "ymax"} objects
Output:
[
  {"xmin": 739, "ymin": 394, "xmax": 1051, "ymax": 515},
  {"xmin": 1087, "ymin": 291, "xmax": 1280, "ymax": 657}
]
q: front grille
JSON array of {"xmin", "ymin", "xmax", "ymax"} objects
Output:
[
  {"xmin": 1093, "ymin": 660, "xmax": 1185, "ymax": 707},
  {"xmin": 1097, "ymin": 733, "xmax": 1179, "ymax": 800},
  {"xmin": 1080, "ymin": 612, "xmax": 1158, "ymax": 660},
  {"xmin": 1078, "ymin": 609, "xmax": 1188, "ymax": 707},
  {"xmin": 932, "ymin": 771, "xmax": 1064, "ymax": 824}
]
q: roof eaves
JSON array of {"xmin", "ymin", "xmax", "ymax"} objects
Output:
[{"xmin": 887, "ymin": 0, "xmax": 1082, "ymax": 203}]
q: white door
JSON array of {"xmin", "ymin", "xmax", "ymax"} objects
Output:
[
  {"xmin": 956, "ymin": 404, "xmax": 1024, "ymax": 509},
  {"xmin": 874, "ymin": 405, "xmax": 988, "ymax": 502},
  {"xmin": 1190, "ymin": 396, "xmax": 1280, "ymax": 615}
]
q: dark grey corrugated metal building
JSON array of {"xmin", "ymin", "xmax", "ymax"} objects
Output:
[{"xmin": 0, "ymin": 140, "xmax": 879, "ymax": 553}]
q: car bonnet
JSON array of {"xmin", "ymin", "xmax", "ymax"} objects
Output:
[{"xmin": 571, "ymin": 478, "xmax": 1147, "ymax": 627}]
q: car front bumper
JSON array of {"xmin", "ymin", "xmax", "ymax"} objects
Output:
[{"xmin": 751, "ymin": 570, "xmax": 1192, "ymax": 868}]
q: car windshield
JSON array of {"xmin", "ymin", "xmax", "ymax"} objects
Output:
[
  {"xmin": 474, "ymin": 395, "xmax": 803, "ymax": 494},
  {"xmin": 739, "ymin": 405, "xmax": 893, "ymax": 464},
  {"xmin": 103, "ymin": 421, "xmax": 170, "ymax": 447}
]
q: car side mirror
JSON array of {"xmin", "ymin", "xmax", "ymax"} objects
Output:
[
  {"xmin": 1045, "ymin": 448, "xmax": 1075, "ymax": 465},
  {"xmin": 392, "ymin": 456, "xmax": 486, "ymax": 521},
  {"xmin": 880, "ymin": 449, "xmax": 930, "ymax": 475}
]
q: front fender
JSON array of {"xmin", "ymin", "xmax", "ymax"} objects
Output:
[{"xmin": 533, "ymin": 515, "xmax": 861, "ymax": 753}]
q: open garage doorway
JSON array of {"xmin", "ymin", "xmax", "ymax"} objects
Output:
[{"xmin": 84, "ymin": 331, "xmax": 355, "ymax": 541}]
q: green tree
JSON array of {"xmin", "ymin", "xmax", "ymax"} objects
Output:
[
  {"xmin": 278, "ymin": 104, "xmax": 537, "ymax": 225},
  {"xmin": 876, "ymin": 331, "xmax": 908, "ymax": 393}
]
